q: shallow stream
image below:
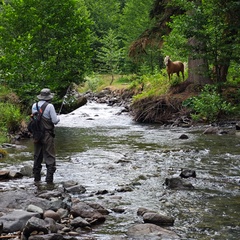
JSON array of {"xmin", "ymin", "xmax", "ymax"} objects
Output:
[{"xmin": 1, "ymin": 102, "xmax": 240, "ymax": 239}]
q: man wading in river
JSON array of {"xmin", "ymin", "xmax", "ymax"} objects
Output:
[{"xmin": 31, "ymin": 88, "xmax": 60, "ymax": 185}]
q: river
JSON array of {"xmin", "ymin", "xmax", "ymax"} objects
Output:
[{"xmin": 1, "ymin": 102, "xmax": 240, "ymax": 239}]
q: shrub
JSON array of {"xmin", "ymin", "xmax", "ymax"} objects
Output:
[
  {"xmin": 183, "ymin": 85, "xmax": 235, "ymax": 122},
  {"xmin": 0, "ymin": 102, "xmax": 24, "ymax": 132}
]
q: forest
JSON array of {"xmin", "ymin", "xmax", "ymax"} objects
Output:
[{"xmin": 0, "ymin": 0, "xmax": 240, "ymax": 141}]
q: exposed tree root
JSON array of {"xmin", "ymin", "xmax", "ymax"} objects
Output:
[{"xmin": 131, "ymin": 81, "xmax": 199, "ymax": 124}]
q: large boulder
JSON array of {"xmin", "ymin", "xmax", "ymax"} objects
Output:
[{"xmin": 0, "ymin": 210, "xmax": 40, "ymax": 233}]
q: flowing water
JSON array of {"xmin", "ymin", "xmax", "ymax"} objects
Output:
[{"xmin": 1, "ymin": 102, "xmax": 240, "ymax": 239}]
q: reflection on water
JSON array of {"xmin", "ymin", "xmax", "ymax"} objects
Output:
[{"xmin": 2, "ymin": 102, "xmax": 240, "ymax": 239}]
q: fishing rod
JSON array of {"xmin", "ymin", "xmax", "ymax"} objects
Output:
[{"xmin": 58, "ymin": 85, "xmax": 71, "ymax": 115}]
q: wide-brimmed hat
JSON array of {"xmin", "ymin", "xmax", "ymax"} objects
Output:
[{"xmin": 37, "ymin": 88, "xmax": 54, "ymax": 100}]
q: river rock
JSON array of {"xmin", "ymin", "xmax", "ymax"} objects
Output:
[
  {"xmin": 70, "ymin": 202, "xmax": 106, "ymax": 225},
  {"xmin": 87, "ymin": 202, "xmax": 110, "ymax": 215},
  {"xmin": 27, "ymin": 204, "xmax": 44, "ymax": 214},
  {"xmin": 70, "ymin": 216, "xmax": 91, "ymax": 228},
  {"xmin": 127, "ymin": 223, "xmax": 180, "ymax": 239},
  {"xmin": 20, "ymin": 165, "xmax": 33, "ymax": 177},
  {"xmin": 179, "ymin": 169, "xmax": 196, "ymax": 178},
  {"xmin": 0, "ymin": 210, "xmax": 40, "ymax": 233},
  {"xmin": 57, "ymin": 208, "xmax": 69, "ymax": 219},
  {"xmin": 28, "ymin": 233, "xmax": 74, "ymax": 240},
  {"xmin": 44, "ymin": 217, "xmax": 58, "ymax": 233},
  {"xmin": 8, "ymin": 170, "xmax": 23, "ymax": 179},
  {"xmin": 48, "ymin": 199, "xmax": 68, "ymax": 211},
  {"xmin": 165, "ymin": 177, "xmax": 194, "ymax": 190},
  {"xmin": 22, "ymin": 216, "xmax": 48, "ymax": 238},
  {"xmin": 62, "ymin": 180, "xmax": 78, "ymax": 188},
  {"xmin": 137, "ymin": 207, "xmax": 157, "ymax": 216},
  {"xmin": 36, "ymin": 190, "xmax": 63, "ymax": 200},
  {"xmin": 203, "ymin": 126, "xmax": 219, "ymax": 134},
  {"xmin": 179, "ymin": 134, "xmax": 189, "ymax": 139},
  {"xmin": 0, "ymin": 170, "xmax": 9, "ymax": 179},
  {"xmin": 61, "ymin": 96, "xmax": 87, "ymax": 114},
  {"xmin": 143, "ymin": 212, "xmax": 174, "ymax": 226},
  {"xmin": 64, "ymin": 184, "xmax": 86, "ymax": 194},
  {"xmin": 43, "ymin": 210, "xmax": 61, "ymax": 222}
]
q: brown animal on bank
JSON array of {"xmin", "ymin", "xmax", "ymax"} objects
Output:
[{"xmin": 164, "ymin": 56, "xmax": 184, "ymax": 81}]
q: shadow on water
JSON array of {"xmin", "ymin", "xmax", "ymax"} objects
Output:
[{"xmin": 1, "ymin": 102, "xmax": 240, "ymax": 239}]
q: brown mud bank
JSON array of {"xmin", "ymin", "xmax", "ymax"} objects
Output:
[
  {"xmin": 131, "ymin": 80, "xmax": 240, "ymax": 126},
  {"xmin": 131, "ymin": 81, "xmax": 199, "ymax": 126}
]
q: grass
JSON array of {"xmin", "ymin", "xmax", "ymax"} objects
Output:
[{"xmin": 78, "ymin": 70, "xmax": 187, "ymax": 102}]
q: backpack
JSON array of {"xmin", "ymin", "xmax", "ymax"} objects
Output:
[{"xmin": 27, "ymin": 102, "xmax": 48, "ymax": 143}]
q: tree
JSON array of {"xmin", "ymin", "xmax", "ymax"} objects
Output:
[
  {"xmin": 85, "ymin": 0, "xmax": 121, "ymax": 72},
  {"xmin": 170, "ymin": 0, "xmax": 240, "ymax": 83},
  {"xmin": 200, "ymin": 0, "xmax": 240, "ymax": 82},
  {"xmin": 97, "ymin": 29, "xmax": 124, "ymax": 84},
  {"xmin": 129, "ymin": 0, "xmax": 240, "ymax": 85},
  {"xmin": 0, "ymin": 0, "xmax": 93, "ymax": 104},
  {"xmin": 121, "ymin": 0, "xmax": 160, "ymax": 72}
]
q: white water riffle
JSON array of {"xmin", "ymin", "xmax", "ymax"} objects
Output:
[{"xmin": 58, "ymin": 101, "xmax": 133, "ymax": 128}]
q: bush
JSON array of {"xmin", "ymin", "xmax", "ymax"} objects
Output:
[
  {"xmin": 0, "ymin": 102, "xmax": 24, "ymax": 132},
  {"xmin": 183, "ymin": 85, "xmax": 235, "ymax": 122}
]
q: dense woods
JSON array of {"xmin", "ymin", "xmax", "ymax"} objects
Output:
[
  {"xmin": 0, "ymin": 0, "xmax": 240, "ymax": 138},
  {"xmin": 1, "ymin": 0, "xmax": 239, "ymax": 97}
]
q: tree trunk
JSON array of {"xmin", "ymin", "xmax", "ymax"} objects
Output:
[
  {"xmin": 187, "ymin": 37, "xmax": 212, "ymax": 85},
  {"xmin": 213, "ymin": 64, "xmax": 229, "ymax": 83},
  {"xmin": 188, "ymin": 57, "xmax": 211, "ymax": 85}
]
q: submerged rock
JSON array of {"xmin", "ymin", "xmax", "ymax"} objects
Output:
[{"xmin": 164, "ymin": 177, "xmax": 194, "ymax": 190}]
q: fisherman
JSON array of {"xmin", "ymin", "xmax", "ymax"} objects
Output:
[{"xmin": 31, "ymin": 88, "xmax": 60, "ymax": 184}]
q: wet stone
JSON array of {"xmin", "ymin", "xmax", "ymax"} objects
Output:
[
  {"xmin": 22, "ymin": 216, "xmax": 48, "ymax": 238},
  {"xmin": 143, "ymin": 212, "xmax": 174, "ymax": 226},
  {"xmin": 164, "ymin": 177, "xmax": 194, "ymax": 190},
  {"xmin": 43, "ymin": 210, "xmax": 61, "ymax": 222},
  {"xmin": 0, "ymin": 210, "xmax": 40, "ymax": 233},
  {"xmin": 127, "ymin": 223, "xmax": 180, "ymax": 239}
]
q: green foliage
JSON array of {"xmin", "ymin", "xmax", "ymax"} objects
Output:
[
  {"xmin": 85, "ymin": 0, "xmax": 121, "ymax": 37},
  {"xmin": 162, "ymin": 14, "xmax": 188, "ymax": 61},
  {"xmin": 115, "ymin": 75, "xmax": 136, "ymax": 85},
  {"xmin": 80, "ymin": 75, "xmax": 103, "ymax": 92},
  {"xmin": 132, "ymin": 70, "xmax": 171, "ymax": 101},
  {"xmin": 0, "ymin": 0, "xmax": 93, "ymax": 104},
  {"xmin": 0, "ymin": 102, "xmax": 24, "ymax": 132},
  {"xmin": 183, "ymin": 85, "xmax": 235, "ymax": 122},
  {"xmin": 227, "ymin": 62, "xmax": 240, "ymax": 84},
  {"xmin": 167, "ymin": 0, "xmax": 240, "ymax": 81},
  {"xmin": 97, "ymin": 29, "xmax": 124, "ymax": 84},
  {"xmin": 0, "ymin": 86, "xmax": 25, "ymax": 143},
  {"xmin": 0, "ymin": 133, "xmax": 8, "ymax": 144},
  {"xmin": 120, "ymin": 0, "xmax": 154, "ymax": 46}
]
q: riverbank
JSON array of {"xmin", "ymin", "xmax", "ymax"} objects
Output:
[{"xmin": 1, "ymin": 101, "xmax": 239, "ymax": 239}]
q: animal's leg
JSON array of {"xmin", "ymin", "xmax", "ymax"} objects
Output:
[
  {"xmin": 177, "ymin": 72, "xmax": 180, "ymax": 77},
  {"xmin": 182, "ymin": 71, "xmax": 184, "ymax": 80}
]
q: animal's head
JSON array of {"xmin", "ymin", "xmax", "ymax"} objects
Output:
[{"xmin": 164, "ymin": 56, "xmax": 170, "ymax": 66}]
